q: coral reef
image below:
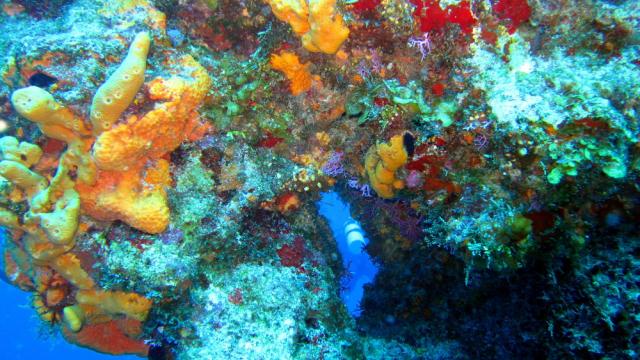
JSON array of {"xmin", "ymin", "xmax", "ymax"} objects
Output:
[{"xmin": 0, "ymin": 0, "xmax": 638, "ymax": 359}]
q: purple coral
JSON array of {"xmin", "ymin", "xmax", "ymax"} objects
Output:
[
  {"xmin": 360, "ymin": 184, "xmax": 372, "ymax": 197},
  {"xmin": 356, "ymin": 60, "xmax": 371, "ymax": 80},
  {"xmin": 408, "ymin": 33, "xmax": 432, "ymax": 61},
  {"xmin": 473, "ymin": 134, "xmax": 489, "ymax": 149},
  {"xmin": 371, "ymin": 51, "xmax": 383, "ymax": 74},
  {"xmin": 322, "ymin": 152, "xmax": 345, "ymax": 177},
  {"xmin": 348, "ymin": 178, "xmax": 372, "ymax": 197},
  {"xmin": 160, "ymin": 226, "xmax": 184, "ymax": 245}
]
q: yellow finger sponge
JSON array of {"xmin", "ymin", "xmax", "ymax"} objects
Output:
[
  {"xmin": 29, "ymin": 188, "xmax": 80, "ymax": 246},
  {"xmin": 11, "ymin": 86, "xmax": 91, "ymax": 143},
  {"xmin": 76, "ymin": 289, "xmax": 153, "ymax": 322},
  {"xmin": 0, "ymin": 136, "xmax": 43, "ymax": 167},
  {"xmin": 90, "ymin": 32, "xmax": 151, "ymax": 135}
]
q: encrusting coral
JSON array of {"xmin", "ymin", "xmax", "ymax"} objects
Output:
[{"xmin": 263, "ymin": 0, "xmax": 350, "ymax": 54}]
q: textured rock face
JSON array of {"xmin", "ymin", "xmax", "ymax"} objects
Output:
[{"xmin": 0, "ymin": 0, "xmax": 638, "ymax": 359}]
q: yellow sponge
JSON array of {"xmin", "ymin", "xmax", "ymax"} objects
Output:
[
  {"xmin": 377, "ymin": 134, "xmax": 408, "ymax": 171},
  {"xmin": 11, "ymin": 87, "xmax": 91, "ymax": 143},
  {"xmin": 0, "ymin": 160, "xmax": 47, "ymax": 199},
  {"xmin": 63, "ymin": 305, "xmax": 85, "ymax": 332},
  {"xmin": 264, "ymin": 0, "xmax": 349, "ymax": 54},
  {"xmin": 76, "ymin": 289, "xmax": 152, "ymax": 321},
  {"xmin": 90, "ymin": 32, "xmax": 150, "ymax": 135},
  {"xmin": 0, "ymin": 136, "xmax": 43, "ymax": 167},
  {"xmin": 302, "ymin": 0, "xmax": 350, "ymax": 54},
  {"xmin": 30, "ymin": 189, "xmax": 80, "ymax": 246},
  {"xmin": 49, "ymin": 253, "xmax": 95, "ymax": 290},
  {"xmin": 365, "ymin": 134, "xmax": 409, "ymax": 198}
]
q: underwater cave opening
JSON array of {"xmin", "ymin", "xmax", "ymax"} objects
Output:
[{"xmin": 316, "ymin": 191, "xmax": 380, "ymax": 317}]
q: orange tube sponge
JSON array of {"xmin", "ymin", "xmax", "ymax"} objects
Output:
[
  {"xmin": 270, "ymin": 51, "xmax": 314, "ymax": 96},
  {"xmin": 92, "ymin": 55, "xmax": 211, "ymax": 171},
  {"xmin": 364, "ymin": 134, "xmax": 409, "ymax": 198},
  {"xmin": 264, "ymin": 0, "xmax": 349, "ymax": 54}
]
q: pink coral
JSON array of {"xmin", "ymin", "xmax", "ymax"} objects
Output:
[{"xmin": 406, "ymin": 170, "xmax": 424, "ymax": 189}]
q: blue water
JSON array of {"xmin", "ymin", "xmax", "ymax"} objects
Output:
[
  {"xmin": 0, "ymin": 281, "xmax": 140, "ymax": 359},
  {"xmin": 317, "ymin": 191, "xmax": 379, "ymax": 316}
]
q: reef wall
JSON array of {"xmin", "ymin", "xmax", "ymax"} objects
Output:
[{"xmin": 0, "ymin": 0, "xmax": 638, "ymax": 359}]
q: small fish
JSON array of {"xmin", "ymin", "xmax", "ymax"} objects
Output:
[{"xmin": 28, "ymin": 72, "xmax": 57, "ymax": 88}]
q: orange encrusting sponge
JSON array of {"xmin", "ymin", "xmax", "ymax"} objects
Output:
[
  {"xmin": 263, "ymin": 0, "xmax": 350, "ymax": 54},
  {"xmin": 270, "ymin": 51, "xmax": 315, "ymax": 96}
]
